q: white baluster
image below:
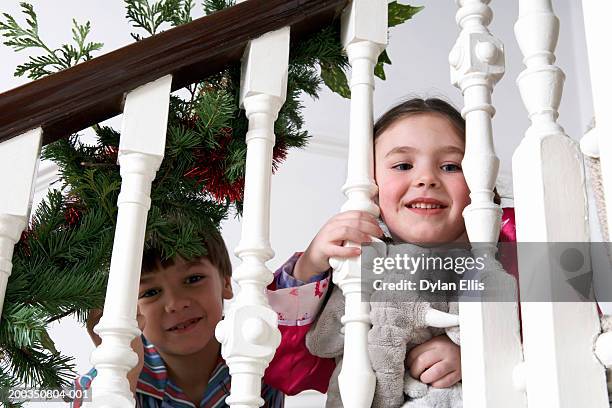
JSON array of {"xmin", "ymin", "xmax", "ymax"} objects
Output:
[
  {"xmin": 582, "ymin": 2, "xmax": 612, "ymax": 393},
  {"xmin": 327, "ymin": 2, "xmax": 386, "ymax": 407},
  {"xmin": 514, "ymin": 1, "xmax": 608, "ymax": 407},
  {"xmin": 214, "ymin": 26, "xmax": 288, "ymax": 408},
  {"xmin": 88, "ymin": 75, "xmax": 172, "ymax": 408},
  {"xmin": 581, "ymin": 1, "xmax": 612, "ymax": 234},
  {"xmin": 0, "ymin": 128, "xmax": 42, "ymax": 317},
  {"xmin": 449, "ymin": 1, "xmax": 526, "ymax": 407}
]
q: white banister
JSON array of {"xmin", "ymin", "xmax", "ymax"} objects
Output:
[
  {"xmin": 327, "ymin": 1, "xmax": 386, "ymax": 407},
  {"xmin": 514, "ymin": 1, "xmax": 609, "ymax": 407},
  {"xmin": 214, "ymin": 26, "xmax": 288, "ymax": 408},
  {"xmin": 88, "ymin": 75, "xmax": 173, "ymax": 408},
  {"xmin": 449, "ymin": 1, "xmax": 526, "ymax": 407},
  {"xmin": 0, "ymin": 128, "xmax": 42, "ymax": 317}
]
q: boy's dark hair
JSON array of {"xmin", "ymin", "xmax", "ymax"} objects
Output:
[
  {"xmin": 141, "ymin": 228, "xmax": 232, "ymax": 277},
  {"xmin": 373, "ymin": 97, "xmax": 501, "ymax": 205}
]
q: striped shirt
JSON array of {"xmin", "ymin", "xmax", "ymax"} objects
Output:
[{"xmin": 73, "ymin": 337, "xmax": 284, "ymax": 408}]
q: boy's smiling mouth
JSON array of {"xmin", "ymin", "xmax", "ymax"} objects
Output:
[{"xmin": 166, "ymin": 317, "xmax": 203, "ymax": 333}]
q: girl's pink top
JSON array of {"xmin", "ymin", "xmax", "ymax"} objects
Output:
[{"xmin": 264, "ymin": 208, "xmax": 519, "ymax": 395}]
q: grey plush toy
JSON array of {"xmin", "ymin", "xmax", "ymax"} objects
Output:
[{"xmin": 305, "ymin": 243, "xmax": 516, "ymax": 408}]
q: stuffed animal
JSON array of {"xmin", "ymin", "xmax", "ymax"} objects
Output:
[{"xmin": 306, "ymin": 243, "xmax": 515, "ymax": 408}]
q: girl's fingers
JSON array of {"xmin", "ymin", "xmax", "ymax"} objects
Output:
[
  {"xmin": 329, "ymin": 226, "xmax": 372, "ymax": 245},
  {"xmin": 407, "ymin": 349, "xmax": 443, "ymax": 380},
  {"xmin": 430, "ymin": 370, "xmax": 461, "ymax": 388},
  {"xmin": 327, "ymin": 219, "xmax": 383, "ymax": 238},
  {"xmin": 330, "ymin": 211, "xmax": 381, "ymax": 228},
  {"xmin": 332, "ymin": 210, "xmax": 374, "ymax": 220},
  {"xmin": 326, "ymin": 245, "xmax": 361, "ymax": 259},
  {"xmin": 419, "ymin": 359, "xmax": 453, "ymax": 384}
]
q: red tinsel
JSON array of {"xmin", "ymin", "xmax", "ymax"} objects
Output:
[
  {"xmin": 64, "ymin": 195, "xmax": 83, "ymax": 226},
  {"xmin": 272, "ymin": 138, "xmax": 288, "ymax": 172},
  {"xmin": 19, "ymin": 228, "xmax": 34, "ymax": 256},
  {"xmin": 64, "ymin": 207, "xmax": 81, "ymax": 226},
  {"xmin": 184, "ymin": 127, "xmax": 289, "ymax": 203}
]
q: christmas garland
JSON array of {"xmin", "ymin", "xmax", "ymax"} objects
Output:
[{"xmin": 0, "ymin": 0, "xmax": 422, "ymax": 402}]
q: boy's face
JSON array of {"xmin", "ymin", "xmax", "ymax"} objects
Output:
[
  {"xmin": 137, "ymin": 257, "xmax": 233, "ymax": 357},
  {"xmin": 375, "ymin": 113, "xmax": 470, "ymax": 244}
]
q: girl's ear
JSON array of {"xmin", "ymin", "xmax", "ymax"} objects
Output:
[{"xmin": 222, "ymin": 275, "xmax": 233, "ymax": 300}]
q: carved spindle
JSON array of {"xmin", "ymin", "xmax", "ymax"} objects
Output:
[
  {"xmin": 214, "ymin": 26, "xmax": 288, "ymax": 408},
  {"xmin": 581, "ymin": 1, "xmax": 612, "ymax": 232},
  {"xmin": 88, "ymin": 75, "xmax": 172, "ymax": 408},
  {"xmin": 583, "ymin": 2, "xmax": 612, "ymax": 388},
  {"xmin": 0, "ymin": 128, "xmax": 42, "ymax": 317},
  {"xmin": 327, "ymin": 1, "xmax": 386, "ymax": 407},
  {"xmin": 449, "ymin": 1, "xmax": 525, "ymax": 407},
  {"xmin": 514, "ymin": 1, "xmax": 608, "ymax": 407}
]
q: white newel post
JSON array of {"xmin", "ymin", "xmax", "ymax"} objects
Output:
[
  {"xmin": 214, "ymin": 27, "xmax": 288, "ymax": 408},
  {"xmin": 449, "ymin": 1, "xmax": 526, "ymax": 407},
  {"xmin": 89, "ymin": 75, "xmax": 172, "ymax": 408},
  {"xmin": 514, "ymin": 1, "xmax": 609, "ymax": 407},
  {"xmin": 327, "ymin": 1, "xmax": 386, "ymax": 407},
  {"xmin": 0, "ymin": 129, "xmax": 42, "ymax": 317}
]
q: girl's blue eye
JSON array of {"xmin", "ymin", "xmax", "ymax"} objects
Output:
[
  {"xmin": 139, "ymin": 288, "xmax": 160, "ymax": 299},
  {"xmin": 392, "ymin": 163, "xmax": 412, "ymax": 171},
  {"xmin": 185, "ymin": 275, "xmax": 204, "ymax": 284},
  {"xmin": 441, "ymin": 163, "xmax": 461, "ymax": 172}
]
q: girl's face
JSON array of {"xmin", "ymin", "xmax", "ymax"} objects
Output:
[{"xmin": 374, "ymin": 113, "xmax": 470, "ymax": 244}]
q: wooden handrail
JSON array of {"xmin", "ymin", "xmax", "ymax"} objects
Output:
[{"xmin": 0, "ymin": 0, "xmax": 347, "ymax": 146}]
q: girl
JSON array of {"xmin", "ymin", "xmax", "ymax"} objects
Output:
[
  {"xmin": 293, "ymin": 99, "xmax": 469, "ymax": 388},
  {"xmin": 280, "ymin": 98, "xmax": 498, "ymax": 395}
]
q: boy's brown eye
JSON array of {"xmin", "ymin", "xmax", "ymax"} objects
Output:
[
  {"xmin": 139, "ymin": 288, "xmax": 160, "ymax": 299},
  {"xmin": 185, "ymin": 275, "xmax": 204, "ymax": 284}
]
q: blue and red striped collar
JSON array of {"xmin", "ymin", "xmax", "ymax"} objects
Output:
[{"xmin": 137, "ymin": 336, "xmax": 231, "ymax": 407}]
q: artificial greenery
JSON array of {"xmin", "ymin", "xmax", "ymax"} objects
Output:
[{"xmin": 0, "ymin": 0, "xmax": 421, "ymax": 403}]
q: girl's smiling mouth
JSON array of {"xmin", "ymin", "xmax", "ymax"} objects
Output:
[{"xmin": 405, "ymin": 197, "xmax": 448, "ymax": 215}]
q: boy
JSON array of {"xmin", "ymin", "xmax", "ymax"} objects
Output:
[{"xmin": 73, "ymin": 228, "xmax": 334, "ymax": 407}]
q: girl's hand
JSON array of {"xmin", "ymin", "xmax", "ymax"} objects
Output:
[
  {"xmin": 293, "ymin": 210, "xmax": 384, "ymax": 283},
  {"xmin": 406, "ymin": 334, "xmax": 462, "ymax": 388}
]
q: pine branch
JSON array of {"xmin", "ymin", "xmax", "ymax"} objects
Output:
[
  {"xmin": 3, "ymin": 344, "xmax": 75, "ymax": 389},
  {"xmin": 125, "ymin": 0, "xmax": 193, "ymax": 39},
  {"xmin": 0, "ymin": 305, "xmax": 49, "ymax": 351},
  {"xmin": 0, "ymin": 3, "xmax": 102, "ymax": 79},
  {"xmin": 194, "ymin": 90, "xmax": 235, "ymax": 145},
  {"xmin": 203, "ymin": 0, "xmax": 234, "ymax": 15}
]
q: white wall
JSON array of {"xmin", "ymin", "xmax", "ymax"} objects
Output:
[{"xmin": 0, "ymin": 1, "xmax": 593, "ymax": 406}]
